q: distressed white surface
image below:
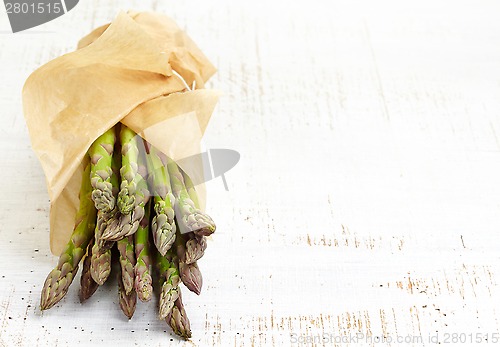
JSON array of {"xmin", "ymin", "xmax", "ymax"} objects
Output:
[{"xmin": 1, "ymin": 0, "xmax": 500, "ymax": 346}]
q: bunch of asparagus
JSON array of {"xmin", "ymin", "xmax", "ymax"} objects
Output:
[{"xmin": 40, "ymin": 124, "xmax": 216, "ymax": 339}]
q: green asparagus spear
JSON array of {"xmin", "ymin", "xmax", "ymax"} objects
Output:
[
  {"xmin": 89, "ymin": 127, "xmax": 116, "ymax": 213},
  {"xmin": 168, "ymin": 159, "xmax": 215, "ymax": 237},
  {"xmin": 155, "ymin": 249, "xmax": 180, "ymax": 319},
  {"xmin": 178, "ymin": 259, "xmax": 202, "ymax": 295},
  {"xmin": 146, "ymin": 143, "xmax": 176, "ymax": 255},
  {"xmin": 90, "ymin": 212, "xmax": 112, "ymax": 285},
  {"xmin": 166, "ymin": 290, "xmax": 192, "ymax": 339},
  {"xmin": 96, "ymin": 146, "xmax": 121, "ymax": 252},
  {"xmin": 181, "ymin": 172, "xmax": 199, "ymax": 209},
  {"xmin": 118, "ymin": 266, "xmax": 137, "ymax": 320},
  {"xmin": 182, "ymin": 170, "xmax": 217, "ymax": 237},
  {"xmin": 101, "ymin": 140, "xmax": 149, "ymax": 241},
  {"xmin": 79, "ymin": 238, "xmax": 99, "ymax": 303},
  {"xmin": 177, "ymin": 165, "xmax": 211, "ymax": 263},
  {"xmin": 90, "ymin": 148, "xmax": 120, "ymax": 285},
  {"xmin": 174, "ymin": 229, "xmax": 206, "ymax": 265},
  {"xmin": 134, "ymin": 202, "xmax": 153, "ymax": 302},
  {"xmin": 40, "ymin": 162, "xmax": 97, "ymax": 310},
  {"xmin": 185, "ymin": 233, "xmax": 207, "ymax": 264},
  {"xmin": 118, "ymin": 126, "xmax": 140, "ymax": 214},
  {"xmin": 174, "ymin": 233, "xmax": 202, "ymax": 295},
  {"xmin": 117, "ymin": 235, "xmax": 136, "ymax": 295}
]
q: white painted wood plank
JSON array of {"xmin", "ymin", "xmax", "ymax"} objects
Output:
[{"xmin": 1, "ymin": 0, "xmax": 499, "ymax": 346}]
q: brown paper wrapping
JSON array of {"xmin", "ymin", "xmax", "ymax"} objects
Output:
[{"xmin": 22, "ymin": 11, "xmax": 220, "ymax": 255}]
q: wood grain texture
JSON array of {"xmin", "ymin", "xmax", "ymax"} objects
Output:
[{"xmin": 1, "ymin": 0, "xmax": 500, "ymax": 345}]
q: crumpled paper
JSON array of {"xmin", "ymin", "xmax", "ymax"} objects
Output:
[{"xmin": 22, "ymin": 11, "xmax": 220, "ymax": 255}]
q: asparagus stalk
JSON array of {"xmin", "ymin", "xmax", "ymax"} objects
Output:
[
  {"xmin": 90, "ymin": 212, "xmax": 113, "ymax": 285},
  {"xmin": 185, "ymin": 233, "xmax": 207, "ymax": 264},
  {"xmin": 40, "ymin": 162, "xmax": 97, "ymax": 310},
  {"xmin": 174, "ymin": 229, "xmax": 206, "ymax": 265},
  {"xmin": 79, "ymin": 238, "xmax": 99, "ymax": 303},
  {"xmin": 182, "ymin": 170, "xmax": 216, "ymax": 237},
  {"xmin": 118, "ymin": 266, "xmax": 137, "ymax": 320},
  {"xmin": 167, "ymin": 159, "xmax": 209, "ymax": 263},
  {"xmin": 95, "ymin": 213, "xmax": 115, "ymax": 251},
  {"xmin": 89, "ymin": 127, "xmax": 116, "ymax": 213},
  {"xmin": 182, "ymin": 172, "xmax": 199, "ymax": 209},
  {"xmin": 134, "ymin": 202, "xmax": 153, "ymax": 302},
  {"xmin": 101, "ymin": 140, "xmax": 149, "ymax": 241},
  {"xmin": 117, "ymin": 126, "xmax": 140, "ymax": 214},
  {"xmin": 117, "ymin": 235, "xmax": 136, "ymax": 295},
  {"xmin": 178, "ymin": 260, "xmax": 202, "ymax": 296},
  {"xmin": 175, "ymin": 233, "xmax": 202, "ymax": 295},
  {"xmin": 155, "ymin": 249, "xmax": 180, "ymax": 319},
  {"xmin": 146, "ymin": 143, "xmax": 176, "ymax": 255},
  {"xmin": 168, "ymin": 158, "xmax": 215, "ymax": 237},
  {"xmin": 166, "ymin": 291, "xmax": 192, "ymax": 339},
  {"xmin": 90, "ymin": 148, "xmax": 120, "ymax": 285}
]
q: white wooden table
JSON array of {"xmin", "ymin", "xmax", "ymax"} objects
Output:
[{"xmin": 1, "ymin": 0, "xmax": 500, "ymax": 346}]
